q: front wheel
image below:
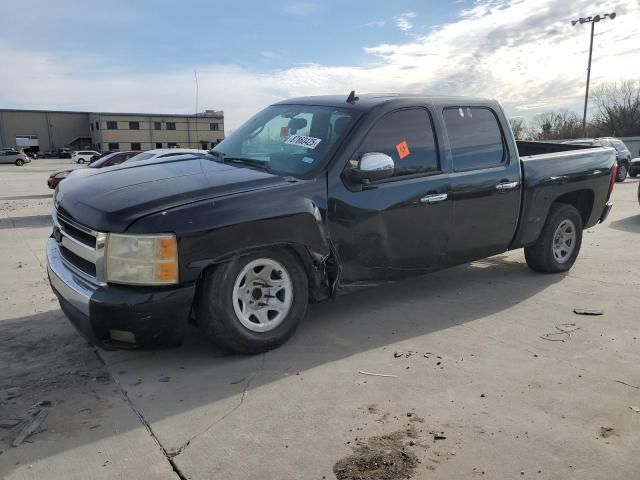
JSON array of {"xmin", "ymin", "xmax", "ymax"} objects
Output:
[
  {"xmin": 615, "ymin": 163, "xmax": 628, "ymax": 182},
  {"xmin": 196, "ymin": 249, "xmax": 308, "ymax": 354},
  {"xmin": 15, "ymin": 159, "xmax": 24, "ymax": 166},
  {"xmin": 524, "ymin": 203, "xmax": 583, "ymax": 273}
]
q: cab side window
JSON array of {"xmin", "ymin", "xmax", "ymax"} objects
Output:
[
  {"xmin": 443, "ymin": 107, "xmax": 505, "ymax": 171},
  {"xmin": 358, "ymin": 108, "xmax": 439, "ymax": 177}
]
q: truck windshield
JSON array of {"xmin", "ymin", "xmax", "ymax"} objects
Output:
[{"xmin": 210, "ymin": 104, "xmax": 357, "ymax": 178}]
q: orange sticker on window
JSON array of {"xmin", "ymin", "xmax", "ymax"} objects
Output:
[
  {"xmin": 396, "ymin": 141, "xmax": 411, "ymax": 159},
  {"xmin": 280, "ymin": 127, "xmax": 290, "ymax": 137}
]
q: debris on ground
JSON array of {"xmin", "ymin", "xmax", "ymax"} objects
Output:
[
  {"xmin": 573, "ymin": 308, "xmax": 603, "ymax": 316},
  {"xmin": 0, "ymin": 419, "xmax": 21, "ymax": 428},
  {"xmin": 600, "ymin": 427, "xmax": 616, "ymax": 438},
  {"xmin": 333, "ymin": 429, "xmax": 419, "ymax": 480},
  {"xmin": 12, "ymin": 409, "xmax": 49, "ymax": 447},
  {"xmin": 158, "ymin": 376, "xmax": 171, "ymax": 383},
  {"xmin": 615, "ymin": 379, "xmax": 640, "ymax": 390},
  {"xmin": 432, "ymin": 431, "xmax": 447, "ymax": 441},
  {"xmin": 629, "ymin": 406, "xmax": 640, "ymax": 414},
  {"xmin": 359, "ymin": 371, "xmax": 397, "ymax": 378},
  {"xmin": 540, "ymin": 323, "xmax": 580, "ymax": 342}
]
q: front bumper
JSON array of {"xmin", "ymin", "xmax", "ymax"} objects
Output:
[{"xmin": 47, "ymin": 237, "xmax": 196, "ymax": 349}]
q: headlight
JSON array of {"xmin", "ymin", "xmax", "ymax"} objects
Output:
[{"xmin": 106, "ymin": 233, "xmax": 178, "ymax": 285}]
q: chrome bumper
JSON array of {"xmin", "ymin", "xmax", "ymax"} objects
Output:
[{"xmin": 47, "ymin": 237, "xmax": 98, "ymax": 316}]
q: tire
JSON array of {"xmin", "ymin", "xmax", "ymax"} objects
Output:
[
  {"xmin": 196, "ymin": 248, "xmax": 309, "ymax": 354},
  {"xmin": 615, "ymin": 163, "xmax": 628, "ymax": 182},
  {"xmin": 524, "ymin": 203, "xmax": 583, "ymax": 273},
  {"xmin": 15, "ymin": 159, "xmax": 24, "ymax": 166},
  {"xmin": 629, "ymin": 172, "xmax": 637, "ymax": 178}
]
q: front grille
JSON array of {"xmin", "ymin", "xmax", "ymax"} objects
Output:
[
  {"xmin": 56, "ymin": 212, "xmax": 97, "ymax": 248},
  {"xmin": 53, "ymin": 208, "xmax": 104, "ymax": 284},
  {"xmin": 60, "ymin": 245, "xmax": 97, "ymax": 276}
]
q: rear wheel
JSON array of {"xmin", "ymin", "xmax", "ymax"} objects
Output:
[
  {"xmin": 15, "ymin": 159, "xmax": 24, "ymax": 166},
  {"xmin": 196, "ymin": 248, "xmax": 308, "ymax": 354},
  {"xmin": 524, "ymin": 203, "xmax": 583, "ymax": 273},
  {"xmin": 629, "ymin": 171, "xmax": 638, "ymax": 178},
  {"xmin": 615, "ymin": 163, "xmax": 628, "ymax": 182}
]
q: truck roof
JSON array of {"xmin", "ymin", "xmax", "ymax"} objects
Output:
[{"xmin": 274, "ymin": 93, "xmax": 497, "ymax": 111}]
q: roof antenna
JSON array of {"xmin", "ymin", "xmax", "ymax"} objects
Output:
[{"xmin": 346, "ymin": 90, "xmax": 359, "ymax": 104}]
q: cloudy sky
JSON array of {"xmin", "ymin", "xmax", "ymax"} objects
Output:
[{"xmin": 1, "ymin": 0, "xmax": 639, "ymax": 129}]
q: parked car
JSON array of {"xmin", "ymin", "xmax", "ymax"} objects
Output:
[
  {"xmin": 563, "ymin": 137, "xmax": 631, "ymax": 182},
  {"xmin": 47, "ymin": 151, "xmax": 142, "ymax": 189},
  {"xmin": 47, "ymin": 94, "xmax": 616, "ymax": 354},
  {"xmin": 628, "ymin": 157, "xmax": 640, "ymax": 177},
  {"xmin": 43, "ymin": 149, "xmax": 72, "ymax": 159},
  {"xmin": 71, "ymin": 150, "xmax": 100, "ymax": 164},
  {"xmin": 0, "ymin": 149, "xmax": 31, "ymax": 166},
  {"xmin": 127, "ymin": 148, "xmax": 207, "ymax": 162}
]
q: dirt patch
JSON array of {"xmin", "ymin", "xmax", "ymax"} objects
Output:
[
  {"xmin": 334, "ymin": 429, "xmax": 419, "ymax": 480},
  {"xmin": 600, "ymin": 426, "xmax": 617, "ymax": 438}
]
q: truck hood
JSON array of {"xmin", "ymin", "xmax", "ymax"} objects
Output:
[{"xmin": 55, "ymin": 155, "xmax": 292, "ymax": 232}]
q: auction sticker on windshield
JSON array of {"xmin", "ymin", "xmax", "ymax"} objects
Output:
[{"xmin": 285, "ymin": 135, "xmax": 322, "ymax": 149}]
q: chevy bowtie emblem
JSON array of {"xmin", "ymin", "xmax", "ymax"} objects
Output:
[{"xmin": 53, "ymin": 226, "xmax": 63, "ymax": 244}]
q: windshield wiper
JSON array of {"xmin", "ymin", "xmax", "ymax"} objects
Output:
[{"xmin": 224, "ymin": 157, "xmax": 272, "ymax": 173}]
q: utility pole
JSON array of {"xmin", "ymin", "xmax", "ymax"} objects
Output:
[
  {"xmin": 571, "ymin": 12, "xmax": 616, "ymax": 135},
  {"xmin": 194, "ymin": 70, "xmax": 199, "ymax": 149}
]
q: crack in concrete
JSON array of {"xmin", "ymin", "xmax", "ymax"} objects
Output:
[
  {"xmin": 92, "ymin": 349, "xmax": 188, "ymax": 480},
  {"xmin": 168, "ymin": 352, "xmax": 267, "ymax": 460}
]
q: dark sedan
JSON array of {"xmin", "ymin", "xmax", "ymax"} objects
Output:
[{"xmin": 47, "ymin": 150, "xmax": 141, "ymax": 189}]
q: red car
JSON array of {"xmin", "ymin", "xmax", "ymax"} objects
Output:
[{"xmin": 47, "ymin": 151, "xmax": 141, "ymax": 189}]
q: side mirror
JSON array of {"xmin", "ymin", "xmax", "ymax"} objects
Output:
[{"xmin": 349, "ymin": 152, "xmax": 394, "ymax": 183}]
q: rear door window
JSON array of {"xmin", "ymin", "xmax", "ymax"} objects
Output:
[
  {"xmin": 357, "ymin": 108, "xmax": 439, "ymax": 178},
  {"xmin": 443, "ymin": 107, "xmax": 506, "ymax": 171}
]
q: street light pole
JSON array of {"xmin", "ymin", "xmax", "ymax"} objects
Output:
[{"xmin": 571, "ymin": 12, "xmax": 616, "ymax": 135}]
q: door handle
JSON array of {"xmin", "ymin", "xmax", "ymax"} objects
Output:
[
  {"xmin": 420, "ymin": 193, "xmax": 448, "ymax": 204},
  {"xmin": 495, "ymin": 181, "xmax": 519, "ymax": 191}
]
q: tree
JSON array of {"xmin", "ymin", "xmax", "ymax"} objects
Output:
[
  {"xmin": 528, "ymin": 110, "xmax": 583, "ymax": 140},
  {"xmin": 590, "ymin": 80, "xmax": 640, "ymax": 137},
  {"xmin": 508, "ymin": 118, "xmax": 527, "ymax": 140}
]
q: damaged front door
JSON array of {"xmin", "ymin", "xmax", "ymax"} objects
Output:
[{"xmin": 328, "ymin": 107, "xmax": 452, "ymax": 286}]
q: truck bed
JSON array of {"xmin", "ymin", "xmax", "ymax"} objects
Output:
[
  {"xmin": 516, "ymin": 140, "xmax": 595, "ymax": 157},
  {"xmin": 510, "ymin": 141, "xmax": 616, "ymax": 248}
]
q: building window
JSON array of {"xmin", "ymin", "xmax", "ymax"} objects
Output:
[
  {"xmin": 166, "ymin": 122, "xmax": 176, "ymax": 130},
  {"xmin": 154, "ymin": 122, "xmax": 162, "ymax": 130},
  {"xmin": 96, "ymin": 121, "xmax": 100, "ymax": 130},
  {"xmin": 107, "ymin": 121, "xmax": 118, "ymax": 130},
  {"xmin": 108, "ymin": 143, "xmax": 119, "ymax": 151},
  {"xmin": 201, "ymin": 142, "xmax": 209, "ymax": 149},
  {"xmin": 129, "ymin": 121, "xmax": 140, "ymax": 130},
  {"xmin": 209, "ymin": 122, "xmax": 219, "ymax": 131},
  {"xmin": 155, "ymin": 142, "xmax": 163, "ymax": 149},
  {"xmin": 90, "ymin": 123, "xmax": 94, "ymax": 131},
  {"xmin": 168, "ymin": 142, "xmax": 178, "ymax": 148},
  {"xmin": 131, "ymin": 142, "xmax": 141, "ymax": 150}
]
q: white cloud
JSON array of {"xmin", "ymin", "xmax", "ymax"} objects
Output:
[
  {"xmin": 394, "ymin": 12, "xmax": 417, "ymax": 32},
  {"xmin": 1, "ymin": 0, "xmax": 639, "ymax": 129}
]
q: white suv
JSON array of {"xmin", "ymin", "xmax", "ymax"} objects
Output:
[
  {"xmin": 72, "ymin": 150, "xmax": 100, "ymax": 164},
  {"xmin": 128, "ymin": 148, "xmax": 207, "ymax": 162}
]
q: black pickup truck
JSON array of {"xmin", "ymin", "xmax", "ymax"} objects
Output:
[{"xmin": 47, "ymin": 94, "xmax": 616, "ymax": 354}]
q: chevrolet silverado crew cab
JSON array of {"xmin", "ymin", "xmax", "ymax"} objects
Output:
[{"xmin": 47, "ymin": 94, "xmax": 616, "ymax": 354}]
